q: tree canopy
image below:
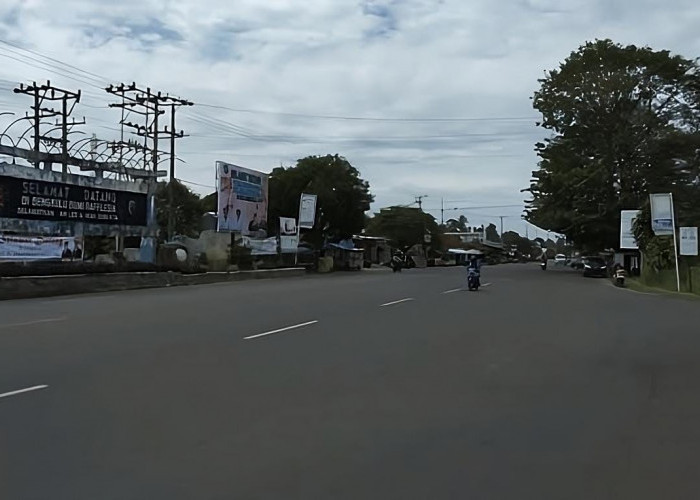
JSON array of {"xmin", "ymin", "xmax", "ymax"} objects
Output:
[
  {"xmin": 525, "ymin": 39, "xmax": 700, "ymax": 251},
  {"xmin": 365, "ymin": 206, "xmax": 440, "ymax": 250},
  {"xmin": 155, "ymin": 180, "xmax": 203, "ymax": 240},
  {"xmin": 268, "ymin": 154, "xmax": 373, "ymax": 246}
]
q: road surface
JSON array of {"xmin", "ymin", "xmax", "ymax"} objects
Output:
[{"xmin": 2, "ymin": 264, "xmax": 700, "ymax": 499}]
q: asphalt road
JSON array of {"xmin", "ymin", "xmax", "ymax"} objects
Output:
[{"xmin": 2, "ymin": 263, "xmax": 700, "ymax": 499}]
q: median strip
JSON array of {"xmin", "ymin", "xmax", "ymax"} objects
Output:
[
  {"xmin": 380, "ymin": 298, "xmax": 415, "ymax": 307},
  {"xmin": 244, "ymin": 320, "xmax": 319, "ymax": 340},
  {"xmin": 0, "ymin": 385, "xmax": 49, "ymax": 400}
]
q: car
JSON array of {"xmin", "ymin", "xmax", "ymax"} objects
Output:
[
  {"xmin": 554, "ymin": 254, "xmax": 567, "ymax": 265},
  {"xmin": 582, "ymin": 256, "xmax": 608, "ymax": 277}
]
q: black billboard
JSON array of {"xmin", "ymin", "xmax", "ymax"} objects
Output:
[{"xmin": 0, "ymin": 175, "xmax": 147, "ymax": 226}]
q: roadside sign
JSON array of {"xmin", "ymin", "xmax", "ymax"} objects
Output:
[
  {"xmin": 680, "ymin": 227, "xmax": 698, "ymax": 256},
  {"xmin": 619, "ymin": 210, "xmax": 640, "ymax": 249},
  {"xmin": 298, "ymin": 193, "xmax": 317, "ymax": 229},
  {"xmin": 649, "ymin": 193, "xmax": 674, "ymax": 236}
]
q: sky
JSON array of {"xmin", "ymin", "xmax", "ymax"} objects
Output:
[{"xmin": 0, "ymin": 0, "xmax": 699, "ymax": 235}]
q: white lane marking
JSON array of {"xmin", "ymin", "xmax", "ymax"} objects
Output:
[
  {"xmin": 0, "ymin": 317, "xmax": 67, "ymax": 330},
  {"xmin": 380, "ymin": 298, "xmax": 415, "ymax": 307},
  {"xmin": 481, "ymin": 283, "xmax": 493, "ymax": 288},
  {"xmin": 0, "ymin": 385, "xmax": 49, "ymax": 400},
  {"xmin": 442, "ymin": 289, "xmax": 462, "ymax": 294},
  {"xmin": 244, "ymin": 320, "xmax": 319, "ymax": 340}
]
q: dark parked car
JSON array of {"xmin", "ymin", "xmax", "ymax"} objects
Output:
[{"xmin": 582, "ymin": 256, "xmax": 608, "ymax": 277}]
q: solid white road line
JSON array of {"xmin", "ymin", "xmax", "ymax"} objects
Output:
[
  {"xmin": 0, "ymin": 317, "xmax": 67, "ymax": 330},
  {"xmin": 244, "ymin": 320, "xmax": 319, "ymax": 340},
  {"xmin": 442, "ymin": 289, "xmax": 462, "ymax": 294},
  {"xmin": 481, "ymin": 283, "xmax": 493, "ymax": 288},
  {"xmin": 380, "ymin": 298, "xmax": 415, "ymax": 307},
  {"xmin": 0, "ymin": 385, "xmax": 49, "ymax": 400}
]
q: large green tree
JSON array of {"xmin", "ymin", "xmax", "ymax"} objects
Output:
[
  {"xmin": 525, "ymin": 39, "xmax": 700, "ymax": 251},
  {"xmin": 268, "ymin": 154, "xmax": 373, "ymax": 246},
  {"xmin": 155, "ymin": 180, "xmax": 203, "ymax": 240},
  {"xmin": 366, "ymin": 206, "xmax": 440, "ymax": 250}
]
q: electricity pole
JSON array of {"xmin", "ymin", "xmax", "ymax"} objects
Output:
[{"xmin": 415, "ymin": 194, "xmax": 428, "ymax": 211}]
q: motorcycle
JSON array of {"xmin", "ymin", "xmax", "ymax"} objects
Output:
[
  {"xmin": 540, "ymin": 260, "xmax": 547, "ymax": 270},
  {"xmin": 467, "ymin": 267, "xmax": 480, "ymax": 291},
  {"xmin": 614, "ymin": 268, "xmax": 626, "ymax": 287},
  {"xmin": 391, "ymin": 254, "xmax": 404, "ymax": 273}
]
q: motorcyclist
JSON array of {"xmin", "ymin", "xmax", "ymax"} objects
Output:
[{"xmin": 466, "ymin": 254, "xmax": 481, "ymax": 289}]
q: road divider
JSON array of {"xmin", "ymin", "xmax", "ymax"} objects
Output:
[
  {"xmin": 0, "ymin": 385, "xmax": 49, "ymax": 400},
  {"xmin": 380, "ymin": 298, "xmax": 415, "ymax": 307},
  {"xmin": 244, "ymin": 320, "xmax": 319, "ymax": 340}
]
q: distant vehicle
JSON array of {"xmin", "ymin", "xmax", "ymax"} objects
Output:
[
  {"xmin": 583, "ymin": 256, "xmax": 608, "ymax": 277},
  {"xmin": 554, "ymin": 254, "xmax": 567, "ymax": 265}
]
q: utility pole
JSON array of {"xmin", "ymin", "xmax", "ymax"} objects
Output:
[
  {"xmin": 164, "ymin": 99, "xmax": 193, "ymax": 241},
  {"xmin": 441, "ymin": 198, "xmax": 444, "ymax": 225},
  {"xmin": 415, "ymin": 194, "xmax": 428, "ymax": 211},
  {"xmin": 13, "ymin": 81, "xmax": 81, "ymax": 171},
  {"xmin": 499, "ymin": 215, "xmax": 505, "ymax": 241}
]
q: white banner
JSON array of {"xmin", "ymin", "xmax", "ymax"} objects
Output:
[
  {"xmin": 680, "ymin": 227, "xmax": 698, "ymax": 256},
  {"xmin": 280, "ymin": 235, "xmax": 298, "ymax": 253},
  {"xmin": 0, "ymin": 235, "xmax": 80, "ymax": 260},
  {"xmin": 650, "ymin": 193, "xmax": 674, "ymax": 236},
  {"xmin": 241, "ymin": 236, "xmax": 278, "ymax": 255},
  {"xmin": 620, "ymin": 210, "xmax": 641, "ymax": 249},
  {"xmin": 279, "ymin": 217, "xmax": 297, "ymax": 236},
  {"xmin": 298, "ymin": 193, "xmax": 317, "ymax": 229}
]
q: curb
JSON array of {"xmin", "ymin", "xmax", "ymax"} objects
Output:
[{"xmin": 0, "ymin": 268, "xmax": 307, "ymax": 301}]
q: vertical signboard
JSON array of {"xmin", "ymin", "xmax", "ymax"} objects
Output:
[
  {"xmin": 298, "ymin": 193, "xmax": 317, "ymax": 229},
  {"xmin": 649, "ymin": 193, "xmax": 674, "ymax": 236},
  {"xmin": 680, "ymin": 227, "xmax": 699, "ymax": 256},
  {"xmin": 620, "ymin": 210, "xmax": 641, "ymax": 249},
  {"xmin": 216, "ymin": 161, "xmax": 268, "ymax": 235},
  {"xmin": 280, "ymin": 217, "xmax": 298, "ymax": 253}
]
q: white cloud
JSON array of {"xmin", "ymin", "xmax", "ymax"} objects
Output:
[{"xmin": 1, "ymin": 0, "xmax": 700, "ymax": 233}]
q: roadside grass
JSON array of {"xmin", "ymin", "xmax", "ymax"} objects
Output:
[{"xmin": 625, "ymin": 277, "xmax": 700, "ymax": 301}]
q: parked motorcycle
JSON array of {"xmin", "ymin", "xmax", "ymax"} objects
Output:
[
  {"xmin": 540, "ymin": 260, "xmax": 547, "ymax": 270},
  {"xmin": 391, "ymin": 253, "xmax": 404, "ymax": 273},
  {"xmin": 614, "ymin": 268, "xmax": 626, "ymax": 287}
]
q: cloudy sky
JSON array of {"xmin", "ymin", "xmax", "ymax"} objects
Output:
[{"xmin": 0, "ymin": 0, "xmax": 699, "ymax": 234}]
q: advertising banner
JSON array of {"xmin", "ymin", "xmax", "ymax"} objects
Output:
[
  {"xmin": 0, "ymin": 235, "xmax": 81, "ymax": 260},
  {"xmin": 0, "ymin": 175, "xmax": 147, "ymax": 226},
  {"xmin": 241, "ymin": 236, "xmax": 278, "ymax": 255},
  {"xmin": 216, "ymin": 161, "xmax": 268, "ymax": 235},
  {"xmin": 649, "ymin": 193, "xmax": 674, "ymax": 236},
  {"xmin": 298, "ymin": 193, "xmax": 317, "ymax": 229},
  {"xmin": 680, "ymin": 227, "xmax": 698, "ymax": 256},
  {"xmin": 620, "ymin": 210, "xmax": 641, "ymax": 249},
  {"xmin": 280, "ymin": 217, "xmax": 297, "ymax": 235}
]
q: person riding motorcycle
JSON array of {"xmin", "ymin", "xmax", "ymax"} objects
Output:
[{"xmin": 466, "ymin": 254, "xmax": 481, "ymax": 290}]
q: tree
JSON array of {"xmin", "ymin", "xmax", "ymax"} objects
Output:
[
  {"xmin": 525, "ymin": 39, "xmax": 700, "ymax": 251},
  {"xmin": 155, "ymin": 180, "xmax": 203, "ymax": 240},
  {"xmin": 485, "ymin": 223, "xmax": 501, "ymax": 243},
  {"xmin": 268, "ymin": 154, "xmax": 373, "ymax": 247},
  {"xmin": 200, "ymin": 191, "xmax": 217, "ymax": 213},
  {"xmin": 502, "ymin": 230, "xmax": 534, "ymax": 255},
  {"xmin": 366, "ymin": 206, "xmax": 440, "ymax": 250}
]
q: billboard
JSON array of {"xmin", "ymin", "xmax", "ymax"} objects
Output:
[
  {"xmin": 216, "ymin": 161, "xmax": 268, "ymax": 235},
  {"xmin": 680, "ymin": 227, "xmax": 698, "ymax": 256},
  {"xmin": 298, "ymin": 193, "xmax": 317, "ymax": 229},
  {"xmin": 620, "ymin": 210, "xmax": 641, "ymax": 249},
  {"xmin": 280, "ymin": 217, "xmax": 298, "ymax": 253},
  {"xmin": 0, "ymin": 175, "xmax": 147, "ymax": 226},
  {"xmin": 649, "ymin": 193, "xmax": 674, "ymax": 236},
  {"xmin": 0, "ymin": 235, "xmax": 81, "ymax": 261}
]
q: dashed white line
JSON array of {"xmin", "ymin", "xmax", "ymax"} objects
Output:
[
  {"xmin": 0, "ymin": 317, "xmax": 67, "ymax": 330},
  {"xmin": 442, "ymin": 289, "xmax": 462, "ymax": 294},
  {"xmin": 244, "ymin": 320, "xmax": 319, "ymax": 340},
  {"xmin": 0, "ymin": 385, "xmax": 49, "ymax": 400},
  {"xmin": 380, "ymin": 298, "xmax": 415, "ymax": 307},
  {"xmin": 481, "ymin": 283, "xmax": 493, "ymax": 288}
]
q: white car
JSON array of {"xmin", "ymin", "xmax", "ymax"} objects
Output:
[{"xmin": 554, "ymin": 254, "xmax": 567, "ymax": 265}]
